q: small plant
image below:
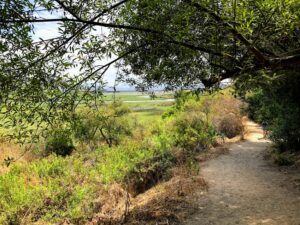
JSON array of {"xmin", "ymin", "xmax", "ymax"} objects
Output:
[
  {"xmin": 45, "ymin": 128, "xmax": 74, "ymax": 156},
  {"xmin": 272, "ymin": 151, "xmax": 294, "ymax": 166}
]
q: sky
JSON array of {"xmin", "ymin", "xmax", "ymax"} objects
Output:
[{"xmin": 31, "ymin": 10, "xmax": 135, "ymax": 91}]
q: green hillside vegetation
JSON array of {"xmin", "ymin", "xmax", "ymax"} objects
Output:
[
  {"xmin": 0, "ymin": 0, "xmax": 299, "ymax": 223},
  {"xmin": 0, "ymin": 90, "xmax": 244, "ymax": 224},
  {"xmin": 244, "ymin": 72, "xmax": 300, "ymax": 164},
  {"xmin": 103, "ymin": 92, "xmax": 174, "ymax": 101}
]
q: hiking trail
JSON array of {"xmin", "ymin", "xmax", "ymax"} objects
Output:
[{"xmin": 184, "ymin": 120, "xmax": 300, "ymax": 225}]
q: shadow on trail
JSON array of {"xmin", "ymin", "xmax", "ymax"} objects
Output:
[{"xmin": 184, "ymin": 121, "xmax": 300, "ymax": 225}]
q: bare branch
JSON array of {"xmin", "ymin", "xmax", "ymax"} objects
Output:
[{"xmin": 54, "ymin": 0, "xmax": 82, "ymax": 20}]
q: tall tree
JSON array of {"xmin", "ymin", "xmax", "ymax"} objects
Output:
[{"xmin": 0, "ymin": 0, "xmax": 299, "ymax": 141}]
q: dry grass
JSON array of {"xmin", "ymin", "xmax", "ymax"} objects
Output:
[
  {"xmin": 88, "ymin": 167, "xmax": 207, "ymax": 225},
  {"xmin": 0, "ymin": 142, "xmax": 33, "ymax": 174},
  {"xmin": 208, "ymin": 97, "xmax": 245, "ymax": 139}
]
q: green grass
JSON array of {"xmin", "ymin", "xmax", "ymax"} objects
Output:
[
  {"xmin": 0, "ymin": 139, "xmax": 173, "ymax": 224},
  {"xmin": 103, "ymin": 91, "xmax": 174, "ymax": 102},
  {"xmin": 126, "ymin": 101, "xmax": 174, "ymax": 123},
  {"xmin": 0, "ymin": 155, "xmax": 99, "ymax": 224}
]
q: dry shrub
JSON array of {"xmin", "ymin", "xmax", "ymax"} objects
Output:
[
  {"xmin": 88, "ymin": 184, "xmax": 130, "ymax": 225},
  {"xmin": 207, "ymin": 95, "xmax": 245, "ymax": 139},
  {"xmin": 0, "ymin": 143, "xmax": 33, "ymax": 174},
  {"xmin": 218, "ymin": 113, "xmax": 243, "ymax": 138},
  {"xmin": 88, "ymin": 167, "xmax": 207, "ymax": 225},
  {"xmin": 125, "ymin": 171, "xmax": 207, "ymax": 225}
]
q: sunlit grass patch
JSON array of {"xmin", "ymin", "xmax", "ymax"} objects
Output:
[{"xmin": 103, "ymin": 91, "xmax": 174, "ymax": 102}]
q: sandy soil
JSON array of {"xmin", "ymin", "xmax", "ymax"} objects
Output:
[{"xmin": 183, "ymin": 121, "xmax": 300, "ymax": 225}]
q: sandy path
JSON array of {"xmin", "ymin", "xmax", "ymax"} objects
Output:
[{"xmin": 184, "ymin": 121, "xmax": 300, "ymax": 225}]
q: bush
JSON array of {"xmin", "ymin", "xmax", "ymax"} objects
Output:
[
  {"xmin": 246, "ymin": 72, "xmax": 300, "ymax": 151},
  {"xmin": 217, "ymin": 113, "xmax": 243, "ymax": 138},
  {"xmin": 272, "ymin": 151, "xmax": 295, "ymax": 166},
  {"xmin": 45, "ymin": 128, "xmax": 74, "ymax": 156},
  {"xmin": 72, "ymin": 102, "xmax": 132, "ymax": 148},
  {"xmin": 172, "ymin": 112, "xmax": 216, "ymax": 151},
  {"xmin": 72, "ymin": 108, "xmax": 99, "ymax": 145},
  {"xmin": 270, "ymin": 106, "xmax": 300, "ymax": 151},
  {"xmin": 164, "ymin": 88, "xmax": 243, "ymax": 148}
]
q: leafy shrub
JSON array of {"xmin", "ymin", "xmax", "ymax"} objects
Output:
[
  {"xmin": 172, "ymin": 112, "xmax": 216, "ymax": 151},
  {"xmin": 167, "ymin": 89, "xmax": 244, "ymax": 139},
  {"xmin": 272, "ymin": 151, "xmax": 295, "ymax": 166},
  {"xmin": 72, "ymin": 108, "xmax": 99, "ymax": 145},
  {"xmin": 45, "ymin": 128, "xmax": 74, "ymax": 156},
  {"xmin": 164, "ymin": 88, "xmax": 243, "ymax": 149},
  {"xmin": 72, "ymin": 102, "xmax": 132, "ymax": 148},
  {"xmin": 270, "ymin": 106, "xmax": 300, "ymax": 151},
  {"xmin": 246, "ymin": 72, "xmax": 300, "ymax": 151},
  {"xmin": 97, "ymin": 134, "xmax": 174, "ymax": 184}
]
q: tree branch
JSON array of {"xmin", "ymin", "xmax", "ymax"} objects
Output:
[
  {"xmin": 51, "ymin": 44, "xmax": 146, "ymax": 103},
  {"xmin": 54, "ymin": 0, "xmax": 82, "ymax": 20},
  {"xmin": 1, "ymin": 18, "xmax": 232, "ymax": 65},
  {"xmin": 185, "ymin": 0, "xmax": 269, "ymax": 65},
  {"xmin": 3, "ymin": 0, "xmax": 130, "ymax": 73},
  {"xmin": 201, "ymin": 67, "xmax": 241, "ymax": 87},
  {"xmin": 270, "ymin": 53, "xmax": 300, "ymax": 70}
]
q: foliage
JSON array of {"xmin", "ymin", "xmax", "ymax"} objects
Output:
[
  {"xmin": 0, "ymin": 156, "xmax": 98, "ymax": 224},
  {"xmin": 96, "ymin": 139, "xmax": 173, "ymax": 184},
  {"xmin": 0, "ymin": 90, "xmax": 244, "ymax": 224},
  {"xmin": 246, "ymin": 72, "xmax": 300, "ymax": 151},
  {"xmin": 72, "ymin": 102, "xmax": 132, "ymax": 147},
  {"xmin": 45, "ymin": 127, "xmax": 74, "ymax": 156},
  {"xmin": 172, "ymin": 111, "xmax": 216, "ymax": 151},
  {"xmin": 165, "ymin": 88, "xmax": 244, "ymax": 140},
  {"xmin": 72, "ymin": 107, "xmax": 99, "ymax": 145},
  {"xmin": 0, "ymin": 0, "xmax": 299, "ymax": 142},
  {"xmin": 96, "ymin": 101, "xmax": 132, "ymax": 147},
  {"xmin": 217, "ymin": 113, "xmax": 243, "ymax": 138},
  {"xmin": 0, "ymin": 132, "xmax": 175, "ymax": 224},
  {"xmin": 115, "ymin": 0, "xmax": 300, "ymax": 89},
  {"xmin": 272, "ymin": 150, "xmax": 295, "ymax": 166}
]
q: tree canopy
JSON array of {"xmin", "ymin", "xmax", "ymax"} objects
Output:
[{"xmin": 0, "ymin": 0, "xmax": 299, "ymax": 141}]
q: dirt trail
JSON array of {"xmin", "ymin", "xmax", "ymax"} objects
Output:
[{"xmin": 184, "ymin": 121, "xmax": 300, "ymax": 225}]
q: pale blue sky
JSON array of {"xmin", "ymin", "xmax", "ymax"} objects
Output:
[{"xmin": 31, "ymin": 10, "xmax": 126, "ymax": 89}]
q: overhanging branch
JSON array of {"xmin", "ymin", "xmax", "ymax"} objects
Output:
[
  {"xmin": 185, "ymin": 0, "xmax": 269, "ymax": 65},
  {"xmin": 1, "ymin": 17, "xmax": 232, "ymax": 60}
]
